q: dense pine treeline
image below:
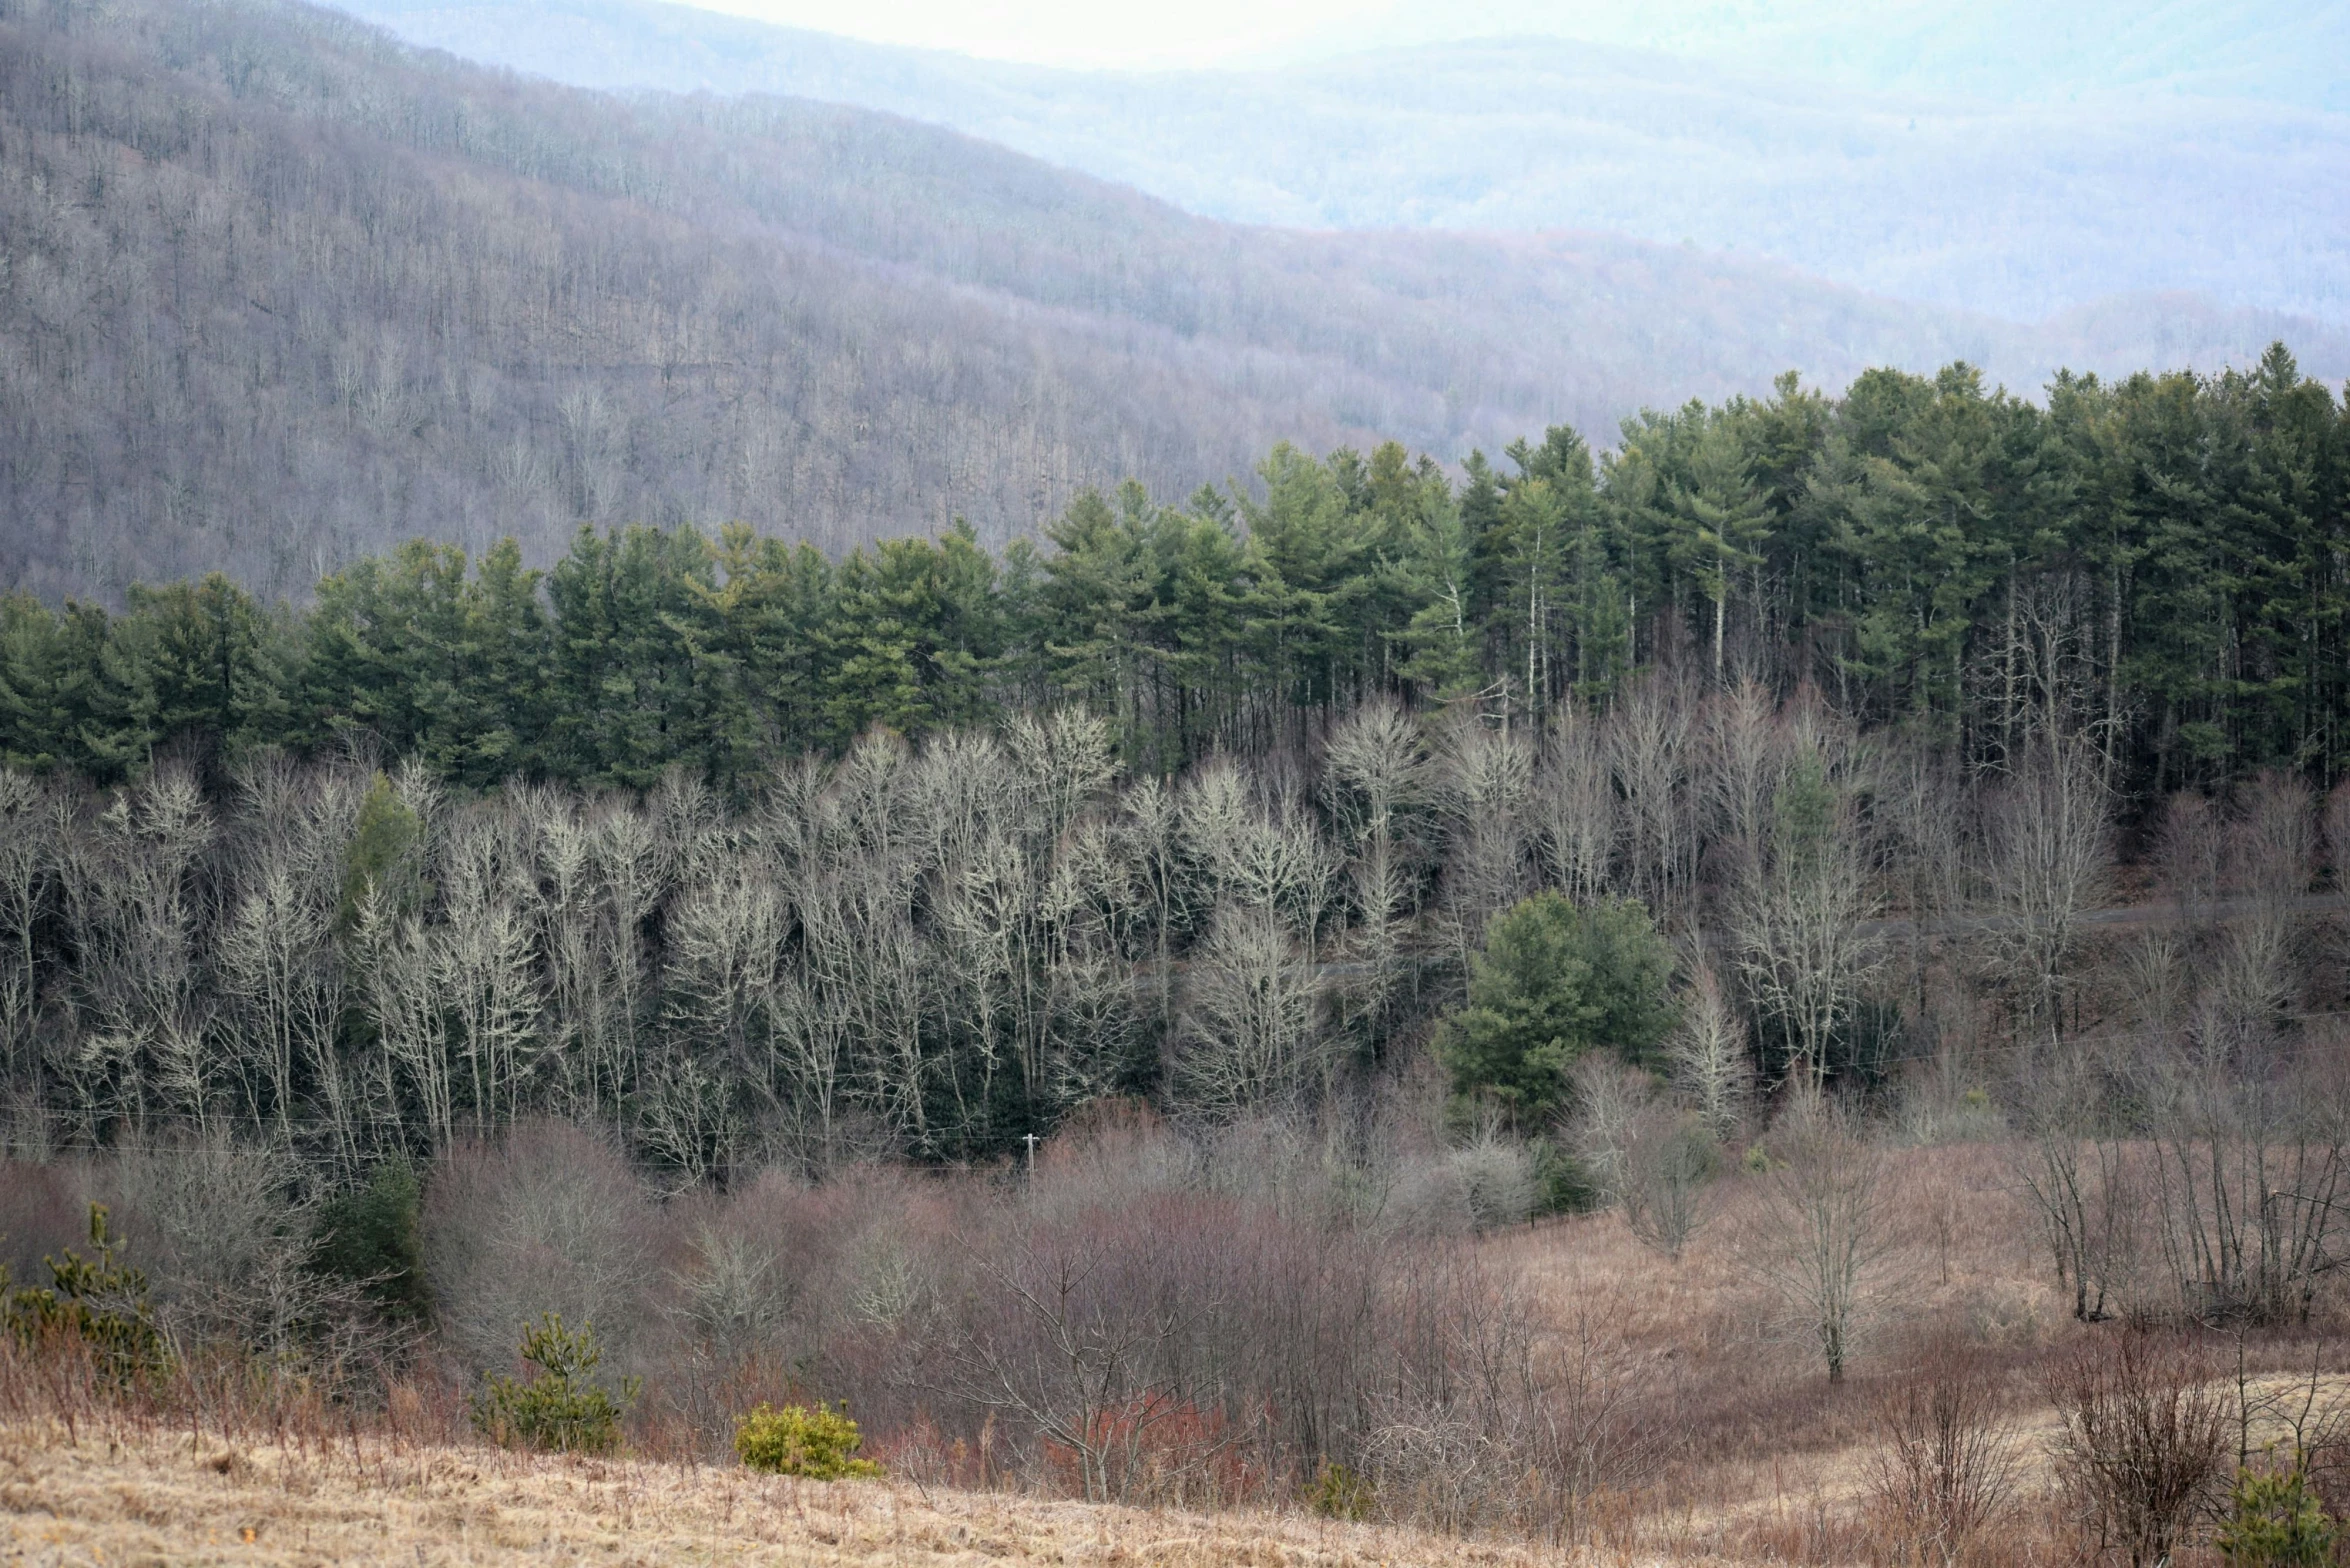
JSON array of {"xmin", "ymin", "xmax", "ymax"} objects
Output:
[{"xmin": 5, "ymin": 349, "xmax": 2345, "ymax": 794}]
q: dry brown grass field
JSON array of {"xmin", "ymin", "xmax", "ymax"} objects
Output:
[
  {"xmin": 1, "ymin": 1416, "xmax": 1555, "ymax": 1568},
  {"xmin": 9, "ymin": 1141, "xmax": 2345, "ymax": 1568}
]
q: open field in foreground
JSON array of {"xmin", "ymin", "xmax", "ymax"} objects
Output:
[
  {"xmin": 0, "ymin": 1416, "xmax": 1566, "ymax": 1568},
  {"xmin": 4, "ymin": 1383, "xmax": 2342, "ymax": 1568},
  {"xmin": 6, "ymin": 1142, "xmax": 2348, "ymax": 1567}
]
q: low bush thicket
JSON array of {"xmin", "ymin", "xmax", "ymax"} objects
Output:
[
  {"xmin": 6, "ymin": 1093, "xmax": 2349, "ymax": 1564},
  {"xmin": 2047, "ymin": 1328, "xmax": 2231, "ymax": 1567}
]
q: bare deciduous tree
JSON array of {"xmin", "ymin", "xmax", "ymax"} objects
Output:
[
  {"xmin": 57, "ymin": 768, "xmax": 214, "ymax": 1135},
  {"xmin": 933, "ymin": 1214, "xmax": 1194, "ymax": 1504},
  {"xmin": 2156, "ymin": 791, "xmax": 2227, "ymax": 933},
  {"xmin": 2143, "ymin": 1027, "xmax": 2350, "ymax": 1325},
  {"xmin": 1667, "ymin": 957, "xmax": 1754, "ymax": 1142},
  {"xmin": 1609, "ymin": 673, "xmax": 1695, "ymax": 911},
  {"xmin": 1535, "ymin": 703, "xmax": 1615, "ymax": 905},
  {"xmin": 1178, "ymin": 904, "xmax": 1329, "ymax": 1116},
  {"xmin": 1120, "ymin": 776, "xmax": 1185, "ymax": 1030},
  {"xmin": 216, "ymin": 854, "xmax": 344, "ymax": 1155},
  {"xmin": 1618, "ymin": 1102, "xmax": 1715, "ymax": 1261},
  {"xmin": 2012, "ymin": 1039, "xmax": 2140, "ymax": 1322},
  {"xmin": 437, "ymin": 813, "xmax": 546, "ymax": 1134},
  {"xmin": 1876, "ymin": 735, "xmax": 1967, "ymax": 1015},
  {"xmin": 1324, "ymin": 699, "xmax": 1429, "ymax": 1020},
  {"xmin": 0, "ymin": 769, "xmax": 58, "ymax": 1089},
  {"xmin": 1698, "ymin": 677, "xmax": 1783, "ymax": 883},
  {"xmin": 1734, "ymin": 742, "xmax": 1882, "ymax": 1094},
  {"xmin": 424, "ymin": 1120, "xmax": 655, "ymax": 1373},
  {"xmin": 1746, "ymin": 1099, "xmax": 1888, "ymax": 1383},
  {"xmin": 1433, "ymin": 717, "xmax": 1534, "ymax": 969},
  {"xmin": 354, "ymin": 894, "xmax": 451, "ymax": 1151},
  {"xmin": 1565, "ymin": 1054, "xmax": 1655, "ymax": 1204},
  {"xmin": 1976, "ymin": 728, "xmax": 2112, "ymax": 1043},
  {"xmin": 2210, "ymin": 771, "xmax": 2317, "ymax": 1048}
]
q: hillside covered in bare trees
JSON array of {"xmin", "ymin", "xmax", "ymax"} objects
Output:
[
  {"xmin": 5, "ymin": 0, "xmax": 2350, "ymax": 1547},
  {"xmin": 5, "ymin": 0, "xmax": 2332, "ymax": 604}
]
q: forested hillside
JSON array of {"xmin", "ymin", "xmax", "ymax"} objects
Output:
[
  {"xmin": 0, "ymin": 0, "xmax": 2112, "ymax": 605},
  {"xmin": 0, "ymin": 349, "xmax": 2344, "ymax": 1174},
  {"xmin": 7, "ymin": 4, "xmax": 2350, "ymax": 1554}
]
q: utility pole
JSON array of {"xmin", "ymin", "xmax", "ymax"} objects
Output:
[{"xmin": 1023, "ymin": 1131, "xmax": 1039, "ymax": 1171}]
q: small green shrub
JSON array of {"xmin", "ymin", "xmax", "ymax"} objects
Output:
[
  {"xmin": 1307, "ymin": 1458, "xmax": 1374, "ymax": 1520},
  {"xmin": 1, "ymin": 1203, "xmax": 169, "ymax": 1383},
  {"xmin": 1530, "ymin": 1138, "xmax": 1599, "ymax": 1215},
  {"xmin": 310, "ymin": 1159, "xmax": 428, "ymax": 1322},
  {"xmin": 734, "ymin": 1402, "xmax": 882, "ymax": 1479},
  {"xmin": 337, "ymin": 772, "xmax": 423, "ymax": 933},
  {"xmin": 471, "ymin": 1314, "xmax": 638, "ymax": 1454},
  {"xmin": 2218, "ymin": 1463, "xmax": 2336, "ymax": 1566}
]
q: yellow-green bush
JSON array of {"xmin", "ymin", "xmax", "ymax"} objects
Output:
[
  {"xmin": 734, "ymin": 1402, "xmax": 881, "ymax": 1479},
  {"xmin": 2218, "ymin": 1464, "xmax": 2336, "ymax": 1566},
  {"xmin": 1307, "ymin": 1458, "xmax": 1375, "ymax": 1520}
]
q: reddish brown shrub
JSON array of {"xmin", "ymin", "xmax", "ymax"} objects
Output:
[
  {"xmin": 2046, "ymin": 1328, "xmax": 2229, "ymax": 1567},
  {"xmin": 1863, "ymin": 1346, "xmax": 2019, "ymax": 1566}
]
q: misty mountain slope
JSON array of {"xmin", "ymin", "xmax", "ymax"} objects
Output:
[
  {"xmin": 0, "ymin": 0, "xmax": 1392, "ymax": 598},
  {"xmin": 336, "ymin": 0, "xmax": 2350, "ymax": 324},
  {"xmin": 0, "ymin": 0, "xmax": 2154, "ymax": 602}
]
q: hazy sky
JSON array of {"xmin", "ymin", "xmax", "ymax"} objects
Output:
[
  {"xmin": 671, "ymin": 0, "xmax": 1558, "ymax": 68},
  {"xmin": 604, "ymin": 0, "xmax": 2093, "ymax": 75},
  {"xmin": 497, "ymin": 0, "xmax": 2331, "ymax": 103}
]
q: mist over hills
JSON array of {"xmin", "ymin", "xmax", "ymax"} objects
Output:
[
  {"xmin": 333, "ymin": 0, "xmax": 2350, "ymax": 326},
  {"xmin": 1314, "ymin": 0, "xmax": 2350, "ymax": 110}
]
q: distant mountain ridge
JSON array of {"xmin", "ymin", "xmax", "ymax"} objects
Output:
[
  {"xmin": 332, "ymin": 0, "xmax": 2350, "ymax": 326},
  {"xmin": 1312, "ymin": 0, "xmax": 2350, "ymax": 110}
]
